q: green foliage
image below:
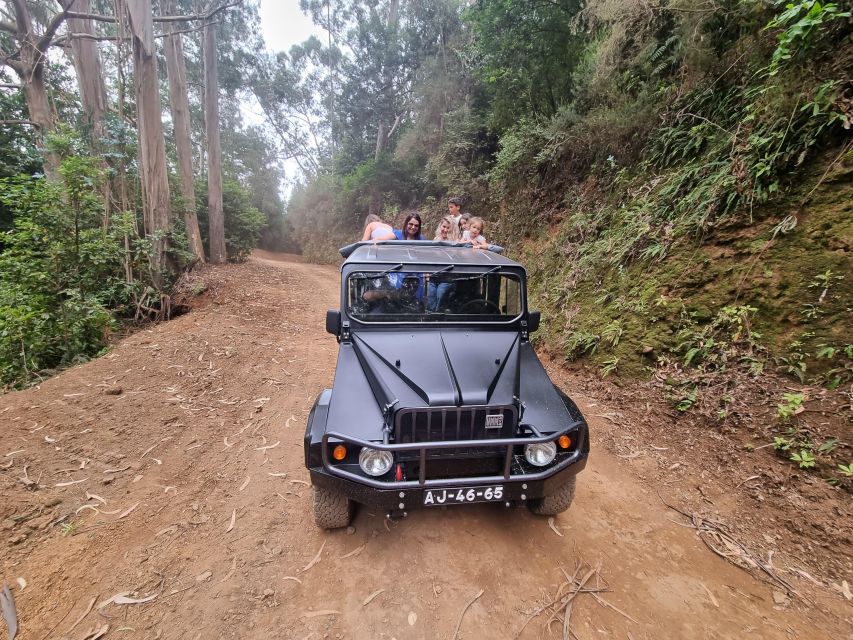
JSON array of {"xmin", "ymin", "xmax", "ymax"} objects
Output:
[
  {"xmin": 563, "ymin": 330, "xmax": 600, "ymax": 361},
  {"xmin": 466, "ymin": 0, "xmax": 584, "ymax": 129},
  {"xmin": 765, "ymin": 0, "xmax": 851, "ymax": 75},
  {"xmin": 790, "ymin": 449, "xmax": 816, "ymax": 469},
  {"xmin": 196, "ymin": 180, "xmax": 266, "ymax": 262},
  {"xmin": 777, "ymin": 391, "xmax": 805, "ymax": 421},
  {"xmin": 600, "ymin": 356, "xmax": 619, "ymax": 377},
  {"xmin": 838, "ymin": 463, "xmax": 853, "ymax": 478},
  {"xmin": 673, "ymin": 386, "xmax": 698, "ymax": 412},
  {"xmin": 674, "ymin": 305, "xmax": 764, "ymax": 373},
  {"xmin": 773, "ymin": 436, "xmax": 793, "ymax": 451},
  {"xmin": 0, "ymin": 159, "xmax": 133, "ymax": 387}
]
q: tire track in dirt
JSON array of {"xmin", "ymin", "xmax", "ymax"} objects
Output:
[{"xmin": 1, "ymin": 254, "xmax": 850, "ymax": 639}]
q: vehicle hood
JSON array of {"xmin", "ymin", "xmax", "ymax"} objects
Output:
[{"xmin": 350, "ymin": 330, "xmax": 520, "ymax": 408}]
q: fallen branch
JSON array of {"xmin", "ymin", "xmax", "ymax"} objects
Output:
[
  {"xmin": 452, "ymin": 589, "xmax": 484, "ymax": 640},
  {"xmin": 658, "ymin": 493, "xmax": 804, "ymax": 601},
  {"xmin": 514, "ymin": 561, "xmax": 616, "ymax": 639}
]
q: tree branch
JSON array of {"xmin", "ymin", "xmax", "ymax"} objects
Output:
[
  {"xmin": 10, "ymin": 0, "xmax": 29, "ymax": 35},
  {"xmin": 1, "ymin": 52, "xmax": 24, "ymax": 74},
  {"xmin": 52, "ymin": 22, "xmax": 212, "ymax": 46},
  {"xmin": 0, "ymin": 20, "xmax": 17, "ymax": 35},
  {"xmin": 0, "ymin": 82, "xmax": 23, "ymax": 88},
  {"xmin": 37, "ymin": 7, "xmax": 71, "ymax": 53},
  {"xmin": 60, "ymin": 1, "xmax": 243, "ymax": 26},
  {"xmin": 0, "ymin": 119, "xmax": 37, "ymax": 125}
]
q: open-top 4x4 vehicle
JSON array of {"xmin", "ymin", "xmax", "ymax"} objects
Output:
[{"xmin": 304, "ymin": 241, "xmax": 589, "ymax": 528}]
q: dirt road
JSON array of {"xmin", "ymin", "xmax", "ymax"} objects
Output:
[{"xmin": 1, "ymin": 253, "xmax": 850, "ymax": 639}]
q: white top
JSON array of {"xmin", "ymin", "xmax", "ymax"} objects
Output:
[{"xmin": 462, "ymin": 230, "xmax": 486, "ymax": 244}]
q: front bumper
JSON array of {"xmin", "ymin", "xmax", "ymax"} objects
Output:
[{"xmin": 307, "ymin": 422, "xmax": 588, "ymax": 512}]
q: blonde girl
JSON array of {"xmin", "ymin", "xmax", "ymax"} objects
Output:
[
  {"xmin": 461, "ymin": 216, "xmax": 488, "ymax": 249},
  {"xmin": 434, "ymin": 215, "xmax": 460, "ymax": 242}
]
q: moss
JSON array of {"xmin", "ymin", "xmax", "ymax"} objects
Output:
[{"xmin": 519, "ymin": 149, "xmax": 852, "ymax": 382}]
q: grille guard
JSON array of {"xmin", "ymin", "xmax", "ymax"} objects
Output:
[{"xmin": 320, "ymin": 420, "xmax": 585, "ymax": 489}]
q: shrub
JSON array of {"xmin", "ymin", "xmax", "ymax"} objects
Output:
[
  {"xmin": 0, "ymin": 166, "xmax": 127, "ymax": 387},
  {"xmin": 196, "ymin": 180, "xmax": 266, "ymax": 262}
]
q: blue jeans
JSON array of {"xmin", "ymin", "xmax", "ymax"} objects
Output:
[{"xmin": 427, "ymin": 281, "xmax": 452, "ymax": 311}]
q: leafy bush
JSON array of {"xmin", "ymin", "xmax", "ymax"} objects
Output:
[
  {"xmin": 196, "ymin": 180, "xmax": 266, "ymax": 262},
  {"xmin": 0, "ymin": 162, "xmax": 132, "ymax": 387}
]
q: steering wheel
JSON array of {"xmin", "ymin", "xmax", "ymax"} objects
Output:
[{"xmin": 458, "ymin": 298, "xmax": 501, "ymax": 314}]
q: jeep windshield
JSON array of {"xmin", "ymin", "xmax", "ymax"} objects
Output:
[{"xmin": 346, "ymin": 268, "xmax": 523, "ymax": 323}]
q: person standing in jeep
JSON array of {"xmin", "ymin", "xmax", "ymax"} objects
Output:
[
  {"xmin": 447, "ymin": 197, "xmax": 463, "ymax": 230},
  {"xmin": 394, "ymin": 212, "xmax": 425, "ymax": 240}
]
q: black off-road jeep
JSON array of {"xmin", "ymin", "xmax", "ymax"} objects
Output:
[{"xmin": 304, "ymin": 241, "xmax": 589, "ymax": 528}]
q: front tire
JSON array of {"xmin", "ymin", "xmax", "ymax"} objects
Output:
[
  {"xmin": 312, "ymin": 486, "xmax": 355, "ymax": 529},
  {"xmin": 527, "ymin": 476, "xmax": 577, "ymax": 516}
]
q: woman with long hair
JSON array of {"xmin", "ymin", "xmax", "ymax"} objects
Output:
[
  {"xmin": 361, "ymin": 214, "xmax": 396, "ymax": 242},
  {"xmin": 394, "ymin": 212, "xmax": 425, "ymax": 240},
  {"xmin": 434, "ymin": 215, "xmax": 460, "ymax": 242}
]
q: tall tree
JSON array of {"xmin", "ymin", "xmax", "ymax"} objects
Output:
[
  {"xmin": 126, "ymin": 0, "xmax": 174, "ymax": 286},
  {"xmin": 60, "ymin": 0, "xmax": 111, "ymax": 222},
  {"xmin": 163, "ymin": 16, "xmax": 205, "ymax": 263},
  {"xmin": 61, "ymin": 0, "xmax": 107, "ymax": 137},
  {"xmin": 204, "ymin": 6, "xmax": 225, "ymax": 263},
  {"xmin": 367, "ymin": 0, "xmax": 399, "ymax": 216},
  {"xmin": 0, "ymin": 1, "xmax": 72, "ymax": 177}
]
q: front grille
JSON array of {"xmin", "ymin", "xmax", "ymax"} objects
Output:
[
  {"xmin": 394, "ymin": 405, "xmax": 518, "ymax": 444},
  {"xmin": 403, "ymin": 456, "xmax": 504, "ymax": 481}
]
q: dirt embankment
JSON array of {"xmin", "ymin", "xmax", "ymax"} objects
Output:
[{"xmin": 1, "ymin": 254, "xmax": 851, "ymax": 639}]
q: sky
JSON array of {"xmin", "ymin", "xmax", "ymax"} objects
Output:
[
  {"xmin": 257, "ymin": 0, "xmax": 320, "ymax": 54},
  {"xmin": 251, "ymin": 1, "xmax": 322, "ymax": 196}
]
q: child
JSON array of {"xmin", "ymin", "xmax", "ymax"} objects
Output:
[
  {"xmin": 458, "ymin": 212, "xmax": 471, "ymax": 237},
  {"xmin": 461, "ymin": 216, "xmax": 489, "ymax": 249}
]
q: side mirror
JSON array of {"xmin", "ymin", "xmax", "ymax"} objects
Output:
[
  {"xmin": 528, "ymin": 310, "xmax": 541, "ymax": 333},
  {"xmin": 326, "ymin": 309, "xmax": 341, "ymax": 335}
]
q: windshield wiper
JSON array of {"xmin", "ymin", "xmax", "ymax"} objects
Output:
[
  {"xmin": 430, "ymin": 265, "xmax": 454, "ymax": 276},
  {"xmin": 455, "ymin": 265, "xmax": 502, "ymax": 282},
  {"xmin": 478, "ymin": 266, "xmax": 502, "ymax": 277}
]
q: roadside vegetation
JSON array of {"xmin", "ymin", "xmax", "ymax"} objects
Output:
[{"xmin": 0, "ymin": 2, "xmax": 284, "ymax": 389}]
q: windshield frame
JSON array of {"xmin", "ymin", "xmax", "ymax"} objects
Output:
[{"xmin": 341, "ymin": 263, "xmax": 528, "ymax": 327}]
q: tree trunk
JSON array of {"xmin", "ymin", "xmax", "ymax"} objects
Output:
[
  {"xmin": 63, "ymin": 0, "xmax": 107, "ymax": 137},
  {"xmin": 164, "ymin": 25, "xmax": 206, "ymax": 264},
  {"xmin": 204, "ymin": 14, "xmax": 226, "ymax": 264},
  {"xmin": 127, "ymin": 0, "xmax": 174, "ymax": 288},
  {"xmin": 62, "ymin": 0, "xmax": 111, "ymax": 222},
  {"xmin": 6, "ymin": 0, "xmax": 63, "ymax": 178},
  {"xmin": 367, "ymin": 0, "xmax": 399, "ymax": 218}
]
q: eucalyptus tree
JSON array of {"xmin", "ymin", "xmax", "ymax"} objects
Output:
[
  {"xmin": 0, "ymin": 0, "xmax": 75, "ymax": 176},
  {"xmin": 125, "ymin": 0, "xmax": 174, "ymax": 285},
  {"xmin": 203, "ymin": 1, "xmax": 224, "ymax": 263},
  {"xmin": 163, "ymin": 8, "xmax": 205, "ymax": 262},
  {"xmin": 250, "ymin": 39, "xmax": 329, "ymax": 179}
]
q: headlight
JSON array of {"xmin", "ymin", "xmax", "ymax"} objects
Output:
[
  {"xmin": 359, "ymin": 447, "xmax": 394, "ymax": 476},
  {"xmin": 524, "ymin": 442, "xmax": 556, "ymax": 466}
]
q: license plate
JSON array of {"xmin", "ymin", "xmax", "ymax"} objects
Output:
[{"xmin": 422, "ymin": 485, "xmax": 504, "ymax": 506}]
